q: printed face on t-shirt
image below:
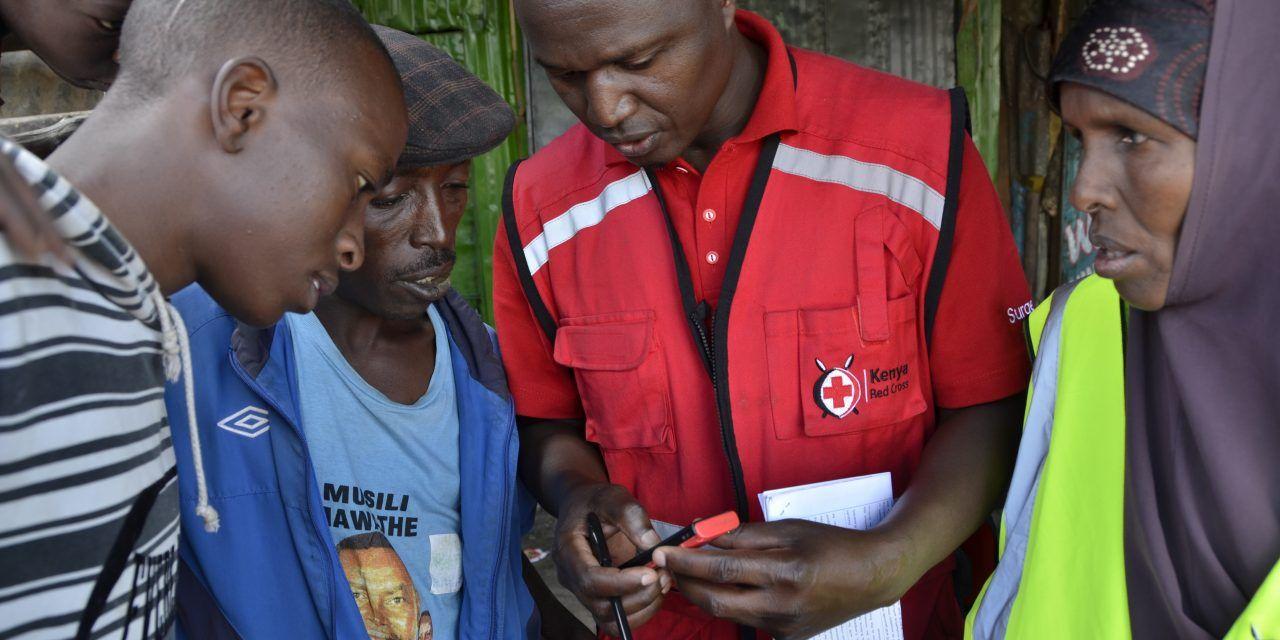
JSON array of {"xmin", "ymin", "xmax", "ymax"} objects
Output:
[
  {"xmin": 339, "ymin": 544, "xmax": 425, "ymax": 640},
  {"xmin": 294, "ymin": 307, "xmax": 463, "ymax": 638},
  {"xmin": 418, "ymin": 611, "xmax": 434, "ymax": 640}
]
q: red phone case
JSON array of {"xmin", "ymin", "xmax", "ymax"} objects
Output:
[{"xmin": 680, "ymin": 511, "xmax": 741, "ymax": 548}]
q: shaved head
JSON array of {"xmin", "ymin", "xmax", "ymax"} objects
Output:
[
  {"xmin": 48, "ymin": 0, "xmax": 409, "ymax": 327},
  {"xmin": 113, "ymin": 0, "xmax": 390, "ymax": 101}
]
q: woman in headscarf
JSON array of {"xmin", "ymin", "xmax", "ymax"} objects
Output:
[{"xmin": 966, "ymin": 0, "xmax": 1280, "ymax": 638}]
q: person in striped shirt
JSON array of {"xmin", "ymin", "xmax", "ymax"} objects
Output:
[{"xmin": 0, "ymin": 1, "xmax": 409, "ymax": 638}]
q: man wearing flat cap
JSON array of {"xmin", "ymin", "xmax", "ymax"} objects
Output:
[{"xmin": 165, "ymin": 26, "xmax": 586, "ymax": 640}]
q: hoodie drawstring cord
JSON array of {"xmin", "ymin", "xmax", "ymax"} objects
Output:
[{"xmin": 155, "ymin": 294, "xmax": 221, "ymax": 533}]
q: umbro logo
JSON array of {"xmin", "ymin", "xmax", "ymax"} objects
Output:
[{"xmin": 217, "ymin": 406, "xmax": 271, "ymax": 439}]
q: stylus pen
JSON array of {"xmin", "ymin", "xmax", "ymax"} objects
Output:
[
  {"xmin": 586, "ymin": 512, "xmax": 633, "ymax": 640},
  {"xmin": 619, "ymin": 524, "xmax": 693, "ymax": 570}
]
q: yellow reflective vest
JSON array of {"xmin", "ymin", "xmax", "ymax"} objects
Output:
[{"xmin": 965, "ymin": 275, "xmax": 1280, "ymax": 640}]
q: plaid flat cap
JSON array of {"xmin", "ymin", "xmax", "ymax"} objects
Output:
[{"xmin": 373, "ymin": 25, "xmax": 517, "ymax": 167}]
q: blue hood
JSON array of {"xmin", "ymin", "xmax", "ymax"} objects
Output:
[{"xmin": 167, "ymin": 286, "xmax": 537, "ymax": 640}]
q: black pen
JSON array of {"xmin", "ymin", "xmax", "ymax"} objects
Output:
[{"xmin": 586, "ymin": 512, "xmax": 633, "ymax": 640}]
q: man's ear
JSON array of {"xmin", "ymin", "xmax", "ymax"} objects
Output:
[{"xmin": 210, "ymin": 56, "xmax": 278, "ymax": 153}]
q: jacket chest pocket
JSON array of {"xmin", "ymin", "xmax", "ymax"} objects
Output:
[
  {"xmin": 765, "ymin": 296, "xmax": 927, "ymax": 439},
  {"xmin": 553, "ymin": 310, "xmax": 675, "ymax": 452},
  {"xmin": 763, "ymin": 206, "xmax": 928, "ymax": 439}
]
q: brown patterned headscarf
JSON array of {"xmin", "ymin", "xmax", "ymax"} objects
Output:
[{"xmin": 1049, "ymin": 0, "xmax": 1213, "ymax": 138}]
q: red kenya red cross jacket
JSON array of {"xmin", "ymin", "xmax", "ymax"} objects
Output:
[{"xmin": 494, "ymin": 11, "xmax": 1031, "ymax": 640}]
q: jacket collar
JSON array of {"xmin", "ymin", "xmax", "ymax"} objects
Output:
[{"xmin": 231, "ymin": 289, "xmax": 507, "ymax": 398}]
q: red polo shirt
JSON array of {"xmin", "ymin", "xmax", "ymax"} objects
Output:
[{"xmin": 495, "ymin": 10, "xmax": 1031, "ymax": 640}]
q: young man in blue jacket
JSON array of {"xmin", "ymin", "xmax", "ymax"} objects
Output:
[{"xmin": 166, "ymin": 27, "xmax": 584, "ymax": 640}]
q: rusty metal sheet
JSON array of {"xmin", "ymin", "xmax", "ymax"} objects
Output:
[
  {"xmin": 0, "ymin": 111, "xmax": 88, "ymax": 158},
  {"xmin": 740, "ymin": 0, "xmax": 827, "ymax": 52},
  {"xmin": 828, "ymin": 0, "xmax": 955, "ymax": 87},
  {"xmin": 741, "ymin": 0, "xmax": 956, "ymax": 87},
  {"xmin": 0, "ymin": 51, "xmax": 100, "ymax": 118}
]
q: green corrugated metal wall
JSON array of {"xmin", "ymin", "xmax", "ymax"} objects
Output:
[
  {"xmin": 957, "ymin": 0, "xmax": 1001, "ymax": 180},
  {"xmin": 353, "ymin": 0, "xmax": 528, "ymax": 321}
]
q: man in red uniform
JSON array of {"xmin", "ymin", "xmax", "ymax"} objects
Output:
[{"xmin": 495, "ymin": 1, "xmax": 1032, "ymax": 638}]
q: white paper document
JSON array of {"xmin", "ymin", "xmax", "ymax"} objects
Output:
[{"xmin": 758, "ymin": 472, "xmax": 904, "ymax": 640}]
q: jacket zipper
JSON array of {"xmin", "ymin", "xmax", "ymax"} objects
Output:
[
  {"xmin": 228, "ymin": 354, "xmax": 344, "ymax": 639},
  {"xmin": 487, "ymin": 402, "xmax": 517, "ymax": 640},
  {"xmin": 691, "ymin": 301, "xmax": 715, "ymax": 379},
  {"xmin": 640, "ymin": 113, "xmax": 786, "ymax": 640},
  {"xmin": 650, "ymin": 128, "xmax": 780, "ymax": 524},
  {"xmin": 683, "ymin": 260, "xmax": 749, "ymax": 521}
]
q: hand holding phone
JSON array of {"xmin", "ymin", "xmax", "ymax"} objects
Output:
[{"xmin": 618, "ymin": 511, "xmax": 740, "ymax": 570}]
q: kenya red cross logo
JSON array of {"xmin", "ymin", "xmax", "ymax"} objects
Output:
[{"xmin": 813, "ymin": 355, "xmax": 860, "ymax": 419}]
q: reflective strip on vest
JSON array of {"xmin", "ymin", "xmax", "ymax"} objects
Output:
[
  {"xmin": 522, "ymin": 144, "xmax": 947, "ymax": 277},
  {"xmin": 772, "ymin": 143, "xmax": 945, "ymax": 229},
  {"xmin": 970, "ymin": 278, "xmax": 1080, "ymax": 640},
  {"xmin": 968, "ymin": 275, "xmax": 1280, "ymax": 639},
  {"xmin": 523, "ymin": 170, "xmax": 653, "ymax": 275}
]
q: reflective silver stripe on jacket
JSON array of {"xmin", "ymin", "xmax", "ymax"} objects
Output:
[{"xmin": 971, "ymin": 279, "xmax": 1081, "ymax": 640}]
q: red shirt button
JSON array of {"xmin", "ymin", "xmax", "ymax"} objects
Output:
[
  {"xmin": 703, "ymin": 209, "xmax": 717, "ymax": 222},
  {"xmin": 706, "ymin": 251, "xmax": 720, "ymax": 265}
]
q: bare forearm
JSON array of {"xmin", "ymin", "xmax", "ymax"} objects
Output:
[
  {"xmin": 517, "ymin": 417, "xmax": 610, "ymax": 517},
  {"xmin": 876, "ymin": 393, "xmax": 1024, "ymax": 592}
]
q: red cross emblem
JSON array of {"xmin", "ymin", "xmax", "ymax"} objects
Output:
[{"xmin": 813, "ymin": 355, "xmax": 860, "ymax": 419}]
